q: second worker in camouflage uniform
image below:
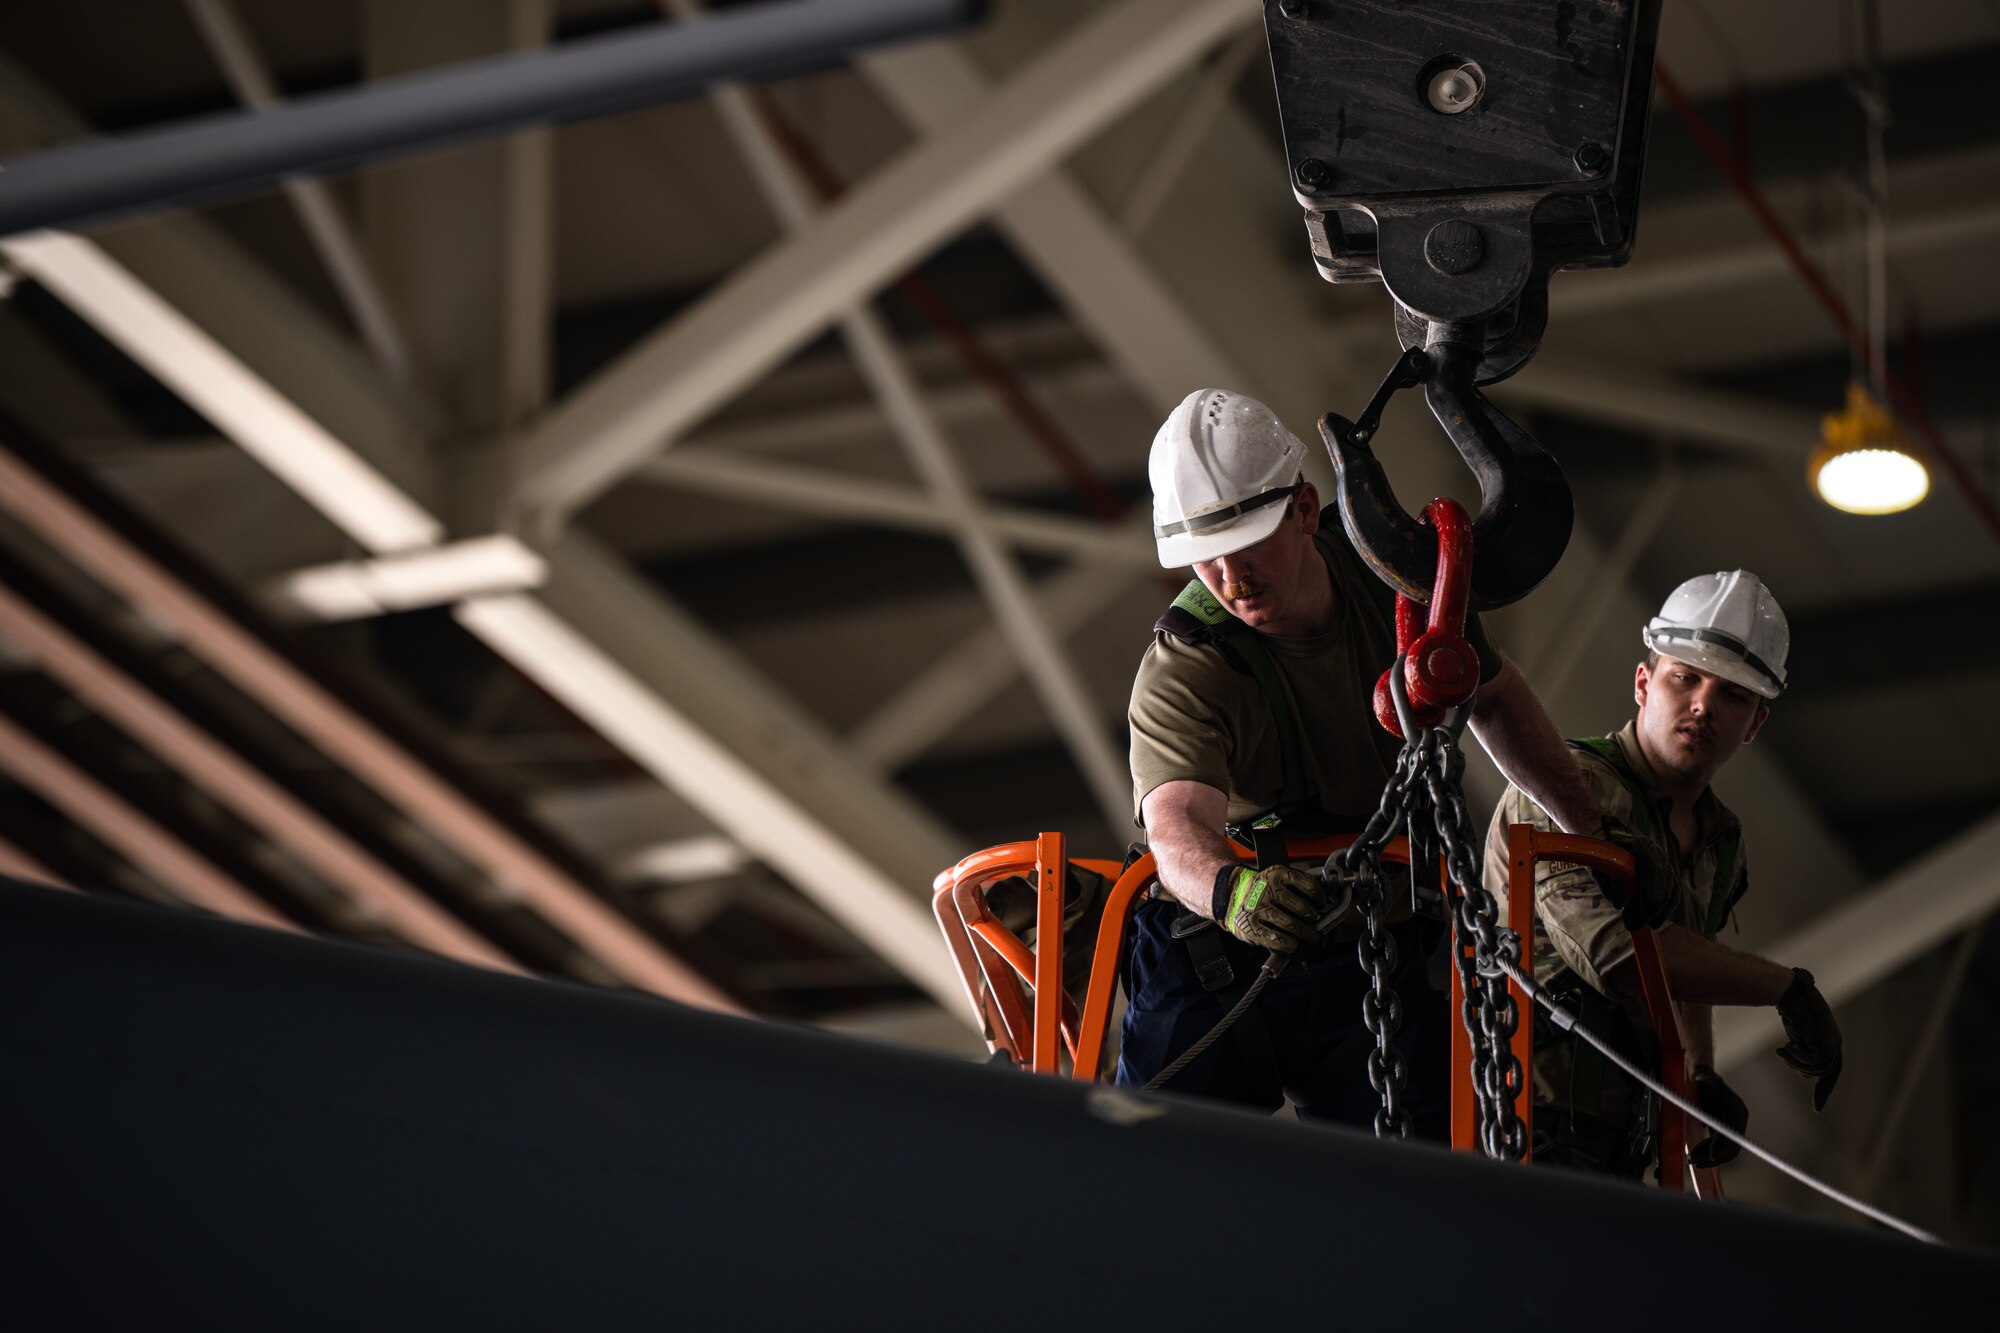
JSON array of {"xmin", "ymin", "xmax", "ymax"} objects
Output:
[{"xmin": 1480, "ymin": 571, "xmax": 1845, "ymax": 1179}]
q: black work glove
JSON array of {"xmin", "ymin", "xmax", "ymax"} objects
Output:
[
  {"xmin": 1594, "ymin": 818, "xmax": 1675, "ymax": 929},
  {"xmin": 1686, "ymin": 1065, "xmax": 1747, "ymax": 1168},
  {"xmin": 1211, "ymin": 864, "xmax": 1328, "ymax": 954},
  {"xmin": 1775, "ymin": 967, "xmax": 1843, "ymax": 1111}
]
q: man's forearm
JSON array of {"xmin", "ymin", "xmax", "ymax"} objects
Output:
[
  {"xmin": 1142, "ymin": 783, "xmax": 1238, "ymax": 918},
  {"xmin": 1655, "ymin": 925, "xmax": 1792, "ymax": 1007},
  {"xmin": 1468, "ymin": 655, "xmax": 1602, "ymax": 835}
]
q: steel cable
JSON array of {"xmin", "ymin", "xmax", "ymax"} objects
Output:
[{"xmin": 1490, "ymin": 955, "xmax": 1940, "ymax": 1244}]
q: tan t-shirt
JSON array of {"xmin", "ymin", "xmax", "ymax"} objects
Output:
[{"xmin": 1127, "ymin": 522, "xmax": 1502, "ymax": 828}]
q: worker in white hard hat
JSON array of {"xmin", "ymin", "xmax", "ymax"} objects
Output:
[
  {"xmin": 1479, "ymin": 570, "xmax": 1844, "ymax": 1179},
  {"xmin": 1122, "ymin": 389, "xmax": 1628, "ymax": 1136}
]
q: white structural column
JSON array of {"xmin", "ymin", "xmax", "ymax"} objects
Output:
[
  {"xmin": 182, "ymin": 0, "xmax": 414, "ymax": 384},
  {"xmin": 691, "ymin": 53, "xmax": 1129, "ymax": 830},
  {"xmin": 510, "ymin": 0, "xmax": 1253, "ymax": 523},
  {"xmin": 1715, "ymin": 812, "xmax": 2000, "ymax": 1071},
  {"xmin": 0, "ymin": 710, "xmax": 293, "ymax": 930},
  {"xmin": 460, "ymin": 533, "xmax": 967, "ymax": 1008}
]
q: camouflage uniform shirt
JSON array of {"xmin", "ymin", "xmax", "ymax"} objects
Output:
[{"xmin": 1479, "ymin": 720, "xmax": 1748, "ymax": 1112}]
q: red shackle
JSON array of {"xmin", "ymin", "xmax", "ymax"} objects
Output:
[{"xmin": 1372, "ymin": 497, "xmax": 1477, "ymax": 737}]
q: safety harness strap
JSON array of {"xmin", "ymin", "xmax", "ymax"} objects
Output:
[
  {"xmin": 1168, "ymin": 905, "xmax": 1284, "ymax": 1099},
  {"xmin": 1155, "ymin": 580, "xmax": 1312, "ymax": 820}
]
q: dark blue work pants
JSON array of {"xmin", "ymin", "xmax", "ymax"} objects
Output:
[{"xmin": 1114, "ymin": 899, "xmax": 1451, "ymax": 1141}]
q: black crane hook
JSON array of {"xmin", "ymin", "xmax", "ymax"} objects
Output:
[{"xmin": 1319, "ymin": 321, "xmax": 1574, "ymax": 612}]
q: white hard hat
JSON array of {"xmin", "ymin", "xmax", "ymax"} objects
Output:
[
  {"xmin": 1149, "ymin": 389, "xmax": 1307, "ymax": 567},
  {"xmin": 1643, "ymin": 570, "xmax": 1789, "ymax": 699}
]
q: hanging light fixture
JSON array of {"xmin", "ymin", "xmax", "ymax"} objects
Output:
[
  {"xmin": 1809, "ymin": 381, "xmax": 1929, "ymax": 514},
  {"xmin": 1811, "ymin": 0, "xmax": 1928, "ymax": 517}
]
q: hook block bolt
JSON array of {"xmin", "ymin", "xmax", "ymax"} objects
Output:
[
  {"xmin": 1295, "ymin": 158, "xmax": 1332, "ymax": 192},
  {"xmin": 1424, "ymin": 219, "xmax": 1485, "ymax": 275},
  {"xmin": 1574, "ymin": 141, "xmax": 1610, "ymax": 176}
]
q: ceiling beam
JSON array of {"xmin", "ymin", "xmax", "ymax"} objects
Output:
[
  {"xmin": 509, "ymin": 0, "xmax": 1253, "ymax": 524},
  {"xmin": 694, "ymin": 57, "xmax": 1130, "ymax": 829},
  {"xmin": 1714, "ymin": 811, "xmax": 2000, "ymax": 1071},
  {"xmin": 0, "ymin": 422, "xmax": 738, "ymax": 1012},
  {"xmin": 182, "ymin": 0, "xmax": 414, "ymax": 384},
  {"xmin": 643, "ymin": 450, "xmax": 1155, "ymax": 570},
  {"xmin": 458, "ymin": 533, "xmax": 968, "ymax": 1010},
  {"xmin": 0, "ymin": 0, "xmax": 977, "ymax": 237},
  {"xmin": 260, "ymin": 535, "xmax": 549, "ymax": 622},
  {"xmin": 0, "ymin": 707, "xmax": 293, "ymax": 931},
  {"xmin": 1, "ymin": 234, "xmax": 971, "ymax": 1018},
  {"xmin": 856, "ymin": 28, "xmax": 1257, "ymax": 416},
  {"xmin": 3, "ymin": 231, "xmax": 445, "ymax": 553},
  {"xmin": 0, "ymin": 550, "xmax": 523, "ymax": 971}
]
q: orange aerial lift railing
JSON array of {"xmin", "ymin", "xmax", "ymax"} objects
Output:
[{"xmin": 935, "ymin": 827, "xmax": 1722, "ymax": 1194}]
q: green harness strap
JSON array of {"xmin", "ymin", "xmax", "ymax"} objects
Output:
[
  {"xmin": 1163, "ymin": 581, "xmax": 1311, "ymax": 819},
  {"xmin": 1153, "ymin": 523, "xmax": 1400, "ymax": 828}
]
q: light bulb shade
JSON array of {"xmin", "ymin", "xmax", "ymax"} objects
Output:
[
  {"xmin": 1810, "ymin": 444, "xmax": 1930, "ymax": 514},
  {"xmin": 1810, "ymin": 382, "xmax": 1930, "ymax": 515}
]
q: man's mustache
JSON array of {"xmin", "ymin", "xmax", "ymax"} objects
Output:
[{"xmin": 1223, "ymin": 580, "xmax": 1257, "ymax": 600}]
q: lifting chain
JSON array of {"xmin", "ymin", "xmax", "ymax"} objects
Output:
[
  {"xmin": 1325, "ymin": 668, "xmax": 1525, "ymax": 1156},
  {"xmin": 1326, "ymin": 495, "xmax": 1526, "ymax": 1156}
]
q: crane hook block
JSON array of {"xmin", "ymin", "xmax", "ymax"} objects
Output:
[{"xmin": 1263, "ymin": 0, "xmax": 1664, "ymax": 383}]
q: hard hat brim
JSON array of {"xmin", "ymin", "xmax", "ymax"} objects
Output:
[
  {"xmin": 1155, "ymin": 496, "xmax": 1291, "ymax": 568},
  {"xmin": 1643, "ymin": 634, "xmax": 1784, "ymax": 700}
]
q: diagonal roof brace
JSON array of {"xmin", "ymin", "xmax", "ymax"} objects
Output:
[{"xmin": 509, "ymin": 0, "xmax": 1256, "ymax": 525}]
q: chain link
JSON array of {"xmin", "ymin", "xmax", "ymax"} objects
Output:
[{"xmin": 1324, "ymin": 663, "xmax": 1527, "ymax": 1158}]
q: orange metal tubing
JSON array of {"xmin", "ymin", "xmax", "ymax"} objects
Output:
[
  {"xmin": 1629, "ymin": 927, "xmax": 1690, "ymax": 1193},
  {"xmin": 1500, "ymin": 824, "xmax": 1717, "ymax": 1194},
  {"xmin": 1033, "ymin": 832, "xmax": 1065, "ymax": 1073}
]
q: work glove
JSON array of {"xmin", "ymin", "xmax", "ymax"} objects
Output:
[
  {"xmin": 1594, "ymin": 818, "xmax": 1675, "ymax": 929},
  {"xmin": 1686, "ymin": 1065, "xmax": 1748, "ymax": 1169},
  {"xmin": 1210, "ymin": 863, "xmax": 1329, "ymax": 954},
  {"xmin": 1775, "ymin": 967, "xmax": 1843, "ymax": 1111}
]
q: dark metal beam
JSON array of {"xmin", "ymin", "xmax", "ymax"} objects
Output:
[{"xmin": 0, "ymin": 0, "xmax": 981, "ymax": 237}]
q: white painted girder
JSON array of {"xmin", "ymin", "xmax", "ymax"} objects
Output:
[
  {"xmin": 182, "ymin": 0, "xmax": 414, "ymax": 384},
  {"xmin": 697, "ymin": 53, "xmax": 1129, "ymax": 830},
  {"xmin": 857, "ymin": 25, "xmax": 1257, "ymax": 415},
  {"xmin": 460, "ymin": 532, "xmax": 967, "ymax": 1009},
  {"xmin": 643, "ymin": 449, "xmax": 1156, "ymax": 569},
  {"xmin": 510, "ymin": 0, "xmax": 1254, "ymax": 522}
]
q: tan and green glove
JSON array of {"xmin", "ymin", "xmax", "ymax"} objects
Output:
[{"xmin": 1210, "ymin": 863, "xmax": 1329, "ymax": 954}]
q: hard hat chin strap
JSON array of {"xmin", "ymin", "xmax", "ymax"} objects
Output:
[{"xmin": 1153, "ymin": 481, "xmax": 1300, "ymax": 540}]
